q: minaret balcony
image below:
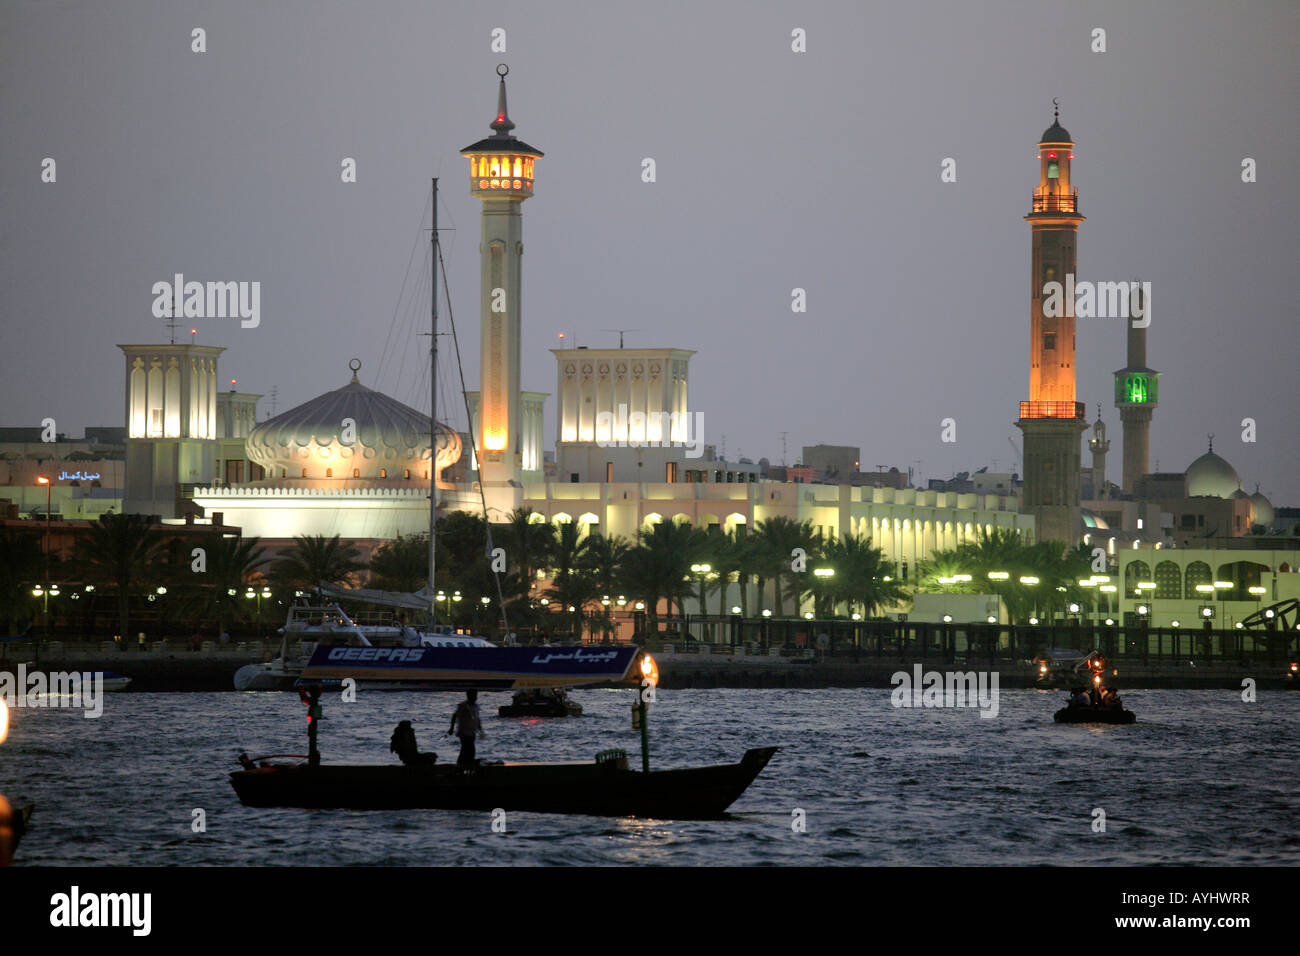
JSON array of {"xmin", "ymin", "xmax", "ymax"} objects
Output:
[
  {"xmin": 1020, "ymin": 400, "xmax": 1086, "ymax": 420},
  {"xmin": 1030, "ymin": 186, "xmax": 1079, "ymax": 214}
]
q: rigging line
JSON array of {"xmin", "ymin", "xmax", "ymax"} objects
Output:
[
  {"xmin": 376, "ymin": 190, "xmax": 433, "ymax": 393},
  {"xmin": 437, "ymin": 239, "xmax": 511, "ymax": 639}
]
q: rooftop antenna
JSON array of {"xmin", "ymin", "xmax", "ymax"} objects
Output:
[
  {"xmin": 779, "ymin": 431, "xmax": 788, "ymax": 466},
  {"xmin": 165, "ymin": 291, "xmax": 179, "ymax": 345},
  {"xmin": 601, "ymin": 329, "xmax": 640, "ymax": 349},
  {"xmin": 269, "ymin": 386, "xmax": 278, "ymax": 419}
]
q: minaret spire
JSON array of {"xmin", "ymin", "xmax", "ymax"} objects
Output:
[{"xmin": 491, "ymin": 63, "xmax": 515, "ymax": 136}]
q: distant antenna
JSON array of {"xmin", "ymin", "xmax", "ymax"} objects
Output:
[
  {"xmin": 269, "ymin": 386, "xmax": 278, "ymax": 419},
  {"xmin": 720, "ymin": 434, "xmax": 726, "ymax": 460},
  {"xmin": 601, "ymin": 329, "xmax": 640, "ymax": 349},
  {"xmin": 165, "ymin": 292, "xmax": 179, "ymax": 345},
  {"xmin": 779, "ymin": 431, "xmax": 788, "ymax": 466}
]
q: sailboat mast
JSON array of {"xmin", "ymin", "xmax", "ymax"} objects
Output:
[{"xmin": 428, "ymin": 177, "xmax": 438, "ymax": 634}]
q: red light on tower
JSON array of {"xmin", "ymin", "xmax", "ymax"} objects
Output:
[{"xmin": 1048, "ymin": 152, "xmax": 1057, "ymax": 159}]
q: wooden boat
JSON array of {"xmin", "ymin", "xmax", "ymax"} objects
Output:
[
  {"xmin": 1054, "ymin": 704, "xmax": 1135, "ymax": 725},
  {"xmin": 230, "ymin": 747, "xmax": 777, "ymax": 819},
  {"xmin": 498, "ymin": 688, "xmax": 582, "ymax": 718}
]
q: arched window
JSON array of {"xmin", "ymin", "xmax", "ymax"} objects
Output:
[
  {"xmin": 1154, "ymin": 561, "xmax": 1181, "ymax": 600},
  {"xmin": 1184, "ymin": 561, "xmax": 1212, "ymax": 595},
  {"xmin": 1124, "ymin": 560, "xmax": 1151, "ymax": 598},
  {"xmin": 380, "ymin": 468, "xmax": 387, "ymax": 478},
  {"xmin": 404, "ymin": 469, "xmax": 411, "ymax": 479},
  {"xmin": 301, "ymin": 468, "xmax": 307, "ymax": 478},
  {"xmin": 352, "ymin": 469, "xmax": 360, "ymax": 478},
  {"xmin": 325, "ymin": 468, "xmax": 333, "ymax": 478}
]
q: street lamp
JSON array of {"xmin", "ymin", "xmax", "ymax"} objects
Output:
[{"xmin": 689, "ymin": 563, "xmax": 712, "ymax": 618}]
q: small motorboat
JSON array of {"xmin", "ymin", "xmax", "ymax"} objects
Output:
[
  {"xmin": 499, "ymin": 688, "xmax": 582, "ymax": 718},
  {"xmin": 1054, "ymin": 703, "xmax": 1136, "ymax": 724},
  {"xmin": 99, "ymin": 671, "xmax": 132, "ymax": 692}
]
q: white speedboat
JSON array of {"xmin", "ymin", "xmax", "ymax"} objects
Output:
[{"xmin": 233, "ymin": 602, "xmax": 493, "ymax": 691}]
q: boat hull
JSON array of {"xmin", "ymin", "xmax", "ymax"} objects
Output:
[
  {"xmin": 1053, "ymin": 706, "xmax": 1135, "ymax": 724},
  {"xmin": 230, "ymin": 747, "xmax": 777, "ymax": 819}
]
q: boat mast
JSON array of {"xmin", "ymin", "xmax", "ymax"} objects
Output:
[{"xmin": 428, "ymin": 177, "xmax": 438, "ymax": 635}]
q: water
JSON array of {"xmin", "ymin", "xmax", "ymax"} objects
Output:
[{"xmin": 3, "ymin": 687, "xmax": 1297, "ymax": 865}]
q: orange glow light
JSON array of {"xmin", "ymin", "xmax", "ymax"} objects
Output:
[{"xmin": 36, "ymin": 477, "xmax": 49, "ymax": 485}]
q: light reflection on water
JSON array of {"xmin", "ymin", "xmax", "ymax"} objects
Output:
[{"xmin": 2, "ymin": 687, "xmax": 1297, "ymax": 866}]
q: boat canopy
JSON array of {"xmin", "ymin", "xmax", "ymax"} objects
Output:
[{"xmin": 317, "ymin": 585, "xmax": 434, "ymax": 612}]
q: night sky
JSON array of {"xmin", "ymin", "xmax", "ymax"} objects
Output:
[{"xmin": 3, "ymin": 1, "xmax": 1296, "ymax": 503}]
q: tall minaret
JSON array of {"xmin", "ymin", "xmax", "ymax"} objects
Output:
[
  {"xmin": 461, "ymin": 64, "xmax": 542, "ymax": 517},
  {"xmin": 1089, "ymin": 405, "xmax": 1110, "ymax": 499},
  {"xmin": 1015, "ymin": 104, "xmax": 1088, "ymax": 546},
  {"xmin": 1114, "ymin": 281, "xmax": 1158, "ymax": 493}
]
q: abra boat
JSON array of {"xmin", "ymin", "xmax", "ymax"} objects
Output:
[
  {"xmin": 230, "ymin": 652, "xmax": 779, "ymax": 819},
  {"xmin": 498, "ymin": 687, "xmax": 582, "ymax": 718},
  {"xmin": 230, "ymin": 746, "xmax": 775, "ymax": 818}
]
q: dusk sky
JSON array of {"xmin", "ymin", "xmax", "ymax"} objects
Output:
[{"xmin": 3, "ymin": 1, "xmax": 1297, "ymax": 502}]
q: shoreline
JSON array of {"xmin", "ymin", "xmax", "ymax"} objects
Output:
[{"xmin": 2, "ymin": 648, "xmax": 1294, "ymax": 692}]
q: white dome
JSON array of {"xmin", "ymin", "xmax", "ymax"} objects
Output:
[
  {"xmin": 1249, "ymin": 488, "xmax": 1274, "ymax": 528},
  {"xmin": 1186, "ymin": 443, "xmax": 1240, "ymax": 499},
  {"xmin": 246, "ymin": 362, "xmax": 461, "ymax": 480}
]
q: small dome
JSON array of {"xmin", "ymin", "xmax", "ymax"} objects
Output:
[
  {"xmin": 1186, "ymin": 442, "xmax": 1240, "ymax": 499},
  {"xmin": 1249, "ymin": 488, "xmax": 1274, "ymax": 528},
  {"xmin": 1041, "ymin": 120, "xmax": 1072, "ymax": 143},
  {"xmin": 246, "ymin": 362, "xmax": 461, "ymax": 480}
]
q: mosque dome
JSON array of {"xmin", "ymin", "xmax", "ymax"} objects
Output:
[
  {"xmin": 1185, "ymin": 441, "xmax": 1241, "ymax": 499},
  {"xmin": 1249, "ymin": 487, "xmax": 1274, "ymax": 528},
  {"xmin": 246, "ymin": 360, "xmax": 462, "ymax": 481},
  {"xmin": 1040, "ymin": 120, "xmax": 1072, "ymax": 143}
]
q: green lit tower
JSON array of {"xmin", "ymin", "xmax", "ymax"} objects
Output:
[{"xmin": 1114, "ymin": 281, "xmax": 1158, "ymax": 493}]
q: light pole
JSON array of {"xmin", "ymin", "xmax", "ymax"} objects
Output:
[
  {"xmin": 690, "ymin": 563, "xmax": 711, "ymax": 633},
  {"xmin": 36, "ymin": 477, "xmax": 51, "ymax": 634}
]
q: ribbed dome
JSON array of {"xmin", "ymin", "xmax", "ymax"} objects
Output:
[
  {"xmin": 1250, "ymin": 488, "xmax": 1274, "ymax": 528},
  {"xmin": 1186, "ymin": 443, "xmax": 1240, "ymax": 499},
  {"xmin": 246, "ymin": 362, "xmax": 462, "ymax": 480}
]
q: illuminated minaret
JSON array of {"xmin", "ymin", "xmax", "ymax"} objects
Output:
[
  {"xmin": 461, "ymin": 64, "xmax": 542, "ymax": 516},
  {"xmin": 1114, "ymin": 281, "xmax": 1158, "ymax": 493},
  {"xmin": 1089, "ymin": 405, "xmax": 1110, "ymax": 499},
  {"xmin": 1016, "ymin": 105, "xmax": 1088, "ymax": 546}
]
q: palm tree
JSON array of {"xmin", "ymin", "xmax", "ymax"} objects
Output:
[
  {"xmin": 583, "ymin": 532, "xmax": 630, "ymax": 641},
  {"xmin": 272, "ymin": 534, "xmax": 366, "ymax": 594},
  {"xmin": 820, "ymin": 533, "xmax": 907, "ymax": 618},
  {"xmin": 368, "ymin": 532, "xmax": 430, "ymax": 593},
  {"xmin": 621, "ymin": 520, "xmax": 707, "ymax": 636},
  {"xmin": 503, "ymin": 507, "xmax": 555, "ymax": 592},
  {"xmin": 77, "ymin": 513, "xmax": 166, "ymax": 640},
  {"xmin": 546, "ymin": 521, "xmax": 596, "ymax": 638},
  {"xmin": 752, "ymin": 516, "xmax": 821, "ymax": 617},
  {"xmin": 175, "ymin": 534, "xmax": 270, "ymax": 635},
  {"xmin": 0, "ymin": 527, "xmax": 43, "ymax": 635},
  {"xmin": 706, "ymin": 529, "xmax": 748, "ymax": 617}
]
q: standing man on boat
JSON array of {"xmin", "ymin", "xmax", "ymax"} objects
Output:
[{"xmin": 448, "ymin": 690, "xmax": 486, "ymax": 769}]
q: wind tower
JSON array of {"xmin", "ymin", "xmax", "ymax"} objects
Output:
[
  {"xmin": 1015, "ymin": 104, "xmax": 1088, "ymax": 546},
  {"xmin": 1114, "ymin": 281, "xmax": 1158, "ymax": 493},
  {"xmin": 461, "ymin": 64, "xmax": 543, "ymax": 518}
]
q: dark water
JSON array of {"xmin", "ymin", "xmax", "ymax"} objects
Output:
[{"xmin": 3, "ymin": 687, "xmax": 1297, "ymax": 866}]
